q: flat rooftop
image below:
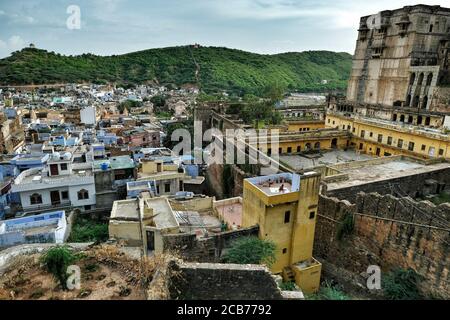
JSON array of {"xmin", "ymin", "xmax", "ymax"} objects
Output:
[
  {"xmin": 327, "ymin": 159, "xmax": 450, "ymax": 190},
  {"xmin": 111, "ymin": 199, "xmax": 140, "ymax": 220},
  {"xmin": 215, "ymin": 201, "xmax": 243, "ymax": 227},
  {"xmin": 280, "ymin": 150, "xmax": 374, "ymax": 171},
  {"xmin": 246, "ymin": 173, "xmax": 301, "ymax": 196},
  {"xmin": 144, "ymin": 198, "xmax": 179, "ymax": 230}
]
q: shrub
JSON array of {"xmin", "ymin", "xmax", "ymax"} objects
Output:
[
  {"xmin": 68, "ymin": 217, "xmax": 109, "ymax": 243},
  {"xmin": 383, "ymin": 268, "xmax": 423, "ymax": 300},
  {"xmin": 222, "ymin": 237, "xmax": 276, "ymax": 267},
  {"xmin": 41, "ymin": 246, "xmax": 77, "ymax": 290},
  {"xmin": 279, "ymin": 281, "xmax": 297, "ymax": 291},
  {"xmin": 307, "ymin": 281, "xmax": 349, "ymax": 300}
]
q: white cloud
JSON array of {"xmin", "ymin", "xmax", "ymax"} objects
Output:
[
  {"xmin": 8, "ymin": 35, "xmax": 26, "ymax": 48},
  {"xmin": 0, "ymin": 39, "xmax": 6, "ymax": 49}
]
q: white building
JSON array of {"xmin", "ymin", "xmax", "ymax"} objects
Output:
[
  {"xmin": 80, "ymin": 106, "xmax": 97, "ymax": 125},
  {"xmin": 11, "ymin": 152, "xmax": 96, "ymax": 213},
  {"xmin": 0, "ymin": 211, "xmax": 67, "ymax": 248}
]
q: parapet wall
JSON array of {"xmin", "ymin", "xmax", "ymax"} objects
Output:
[
  {"xmin": 167, "ymin": 260, "xmax": 302, "ymax": 300},
  {"xmin": 162, "ymin": 226, "xmax": 259, "ymax": 262},
  {"xmin": 315, "ymin": 193, "xmax": 450, "ymax": 298},
  {"xmin": 325, "ymin": 165, "xmax": 450, "ymax": 203}
]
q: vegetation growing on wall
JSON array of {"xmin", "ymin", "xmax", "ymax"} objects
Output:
[
  {"xmin": 222, "ymin": 237, "xmax": 276, "ymax": 267},
  {"xmin": 383, "ymin": 268, "xmax": 423, "ymax": 300},
  {"xmin": 222, "ymin": 164, "xmax": 235, "ymax": 198},
  {"xmin": 336, "ymin": 212, "xmax": 355, "ymax": 240}
]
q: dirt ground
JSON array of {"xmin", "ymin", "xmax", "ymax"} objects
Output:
[{"xmin": 0, "ymin": 245, "xmax": 167, "ymax": 300}]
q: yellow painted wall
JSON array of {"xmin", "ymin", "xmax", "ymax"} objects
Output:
[
  {"xmin": 287, "ymin": 122, "xmax": 325, "ymax": 132},
  {"xmin": 293, "ymin": 262, "xmax": 322, "ymax": 294},
  {"xmin": 326, "ymin": 114, "xmax": 450, "ymax": 159},
  {"xmin": 109, "ymin": 221, "xmax": 142, "ymax": 245}
]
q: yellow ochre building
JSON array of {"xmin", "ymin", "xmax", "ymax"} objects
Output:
[{"xmin": 242, "ymin": 172, "xmax": 322, "ymax": 294}]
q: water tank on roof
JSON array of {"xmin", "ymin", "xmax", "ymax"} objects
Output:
[
  {"xmin": 53, "ymin": 152, "xmax": 61, "ymax": 159},
  {"xmin": 101, "ymin": 163, "xmax": 109, "ymax": 171},
  {"xmin": 64, "ymin": 152, "xmax": 72, "ymax": 160}
]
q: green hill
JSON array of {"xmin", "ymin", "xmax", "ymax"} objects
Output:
[{"xmin": 0, "ymin": 46, "xmax": 352, "ymax": 94}]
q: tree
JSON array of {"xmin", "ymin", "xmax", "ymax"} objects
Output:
[
  {"xmin": 150, "ymin": 94, "xmax": 167, "ymax": 107},
  {"xmin": 41, "ymin": 246, "xmax": 77, "ymax": 290},
  {"xmin": 222, "ymin": 237, "xmax": 276, "ymax": 267}
]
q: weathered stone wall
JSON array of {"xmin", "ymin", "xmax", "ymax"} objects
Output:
[
  {"xmin": 326, "ymin": 166, "xmax": 450, "ymax": 203},
  {"xmin": 162, "ymin": 226, "xmax": 259, "ymax": 263},
  {"xmin": 315, "ymin": 193, "xmax": 450, "ymax": 298},
  {"xmin": 168, "ymin": 261, "xmax": 288, "ymax": 300},
  {"xmin": 205, "ymin": 164, "xmax": 249, "ymax": 199}
]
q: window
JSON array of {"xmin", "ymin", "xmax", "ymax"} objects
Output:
[
  {"xmin": 30, "ymin": 193, "xmax": 43, "ymax": 205},
  {"xmin": 360, "ymin": 130, "xmax": 365, "ymax": 138},
  {"xmin": 387, "ymin": 137, "xmax": 393, "ymax": 145},
  {"xmin": 287, "ymin": 147, "xmax": 292, "ymax": 154},
  {"xmin": 268, "ymin": 148, "xmax": 271, "ymax": 156},
  {"xmin": 377, "ymin": 134, "xmax": 383, "ymax": 143},
  {"xmin": 398, "ymin": 139, "xmax": 404, "ymax": 148},
  {"xmin": 279, "ymin": 148, "xmax": 282, "ymax": 154},
  {"xmin": 165, "ymin": 183, "xmax": 171, "ymax": 193},
  {"xmin": 408, "ymin": 142, "xmax": 415, "ymax": 151},
  {"xmin": 156, "ymin": 185, "xmax": 160, "ymax": 194},
  {"xmin": 309, "ymin": 212, "xmax": 316, "ymax": 219},
  {"xmin": 369, "ymin": 132, "xmax": 373, "ymax": 138},
  {"xmin": 60, "ymin": 163, "xmax": 68, "ymax": 171},
  {"xmin": 439, "ymin": 149, "xmax": 444, "ymax": 156},
  {"xmin": 352, "ymin": 128, "xmax": 356, "ymax": 133},
  {"xmin": 426, "ymin": 73, "xmax": 433, "ymax": 86},
  {"xmin": 328, "ymin": 119, "xmax": 331, "ymax": 123},
  {"xmin": 421, "ymin": 145, "xmax": 426, "ymax": 151},
  {"xmin": 297, "ymin": 146, "xmax": 301, "ymax": 153},
  {"xmin": 282, "ymin": 248, "xmax": 287, "ymax": 254},
  {"xmin": 61, "ymin": 191, "xmax": 69, "ymax": 200},
  {"xmin": 418, "ymin": 73, "xmax": 424, "ymax": 85},
  {"xmin": 284, "ymin": 211, "xmax": 291, "ymax": 223},
  {"xmin": 77, "ymin": 189, "xmax": 89, "ymax": 200},
  {"xmin": 429, "ymin": 24, "xmax": 433, "ymax": 33}
]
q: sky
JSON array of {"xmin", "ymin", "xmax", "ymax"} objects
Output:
[{"xmin": 0, "ymin": 0, "xmax": 446, "ymax": 58}]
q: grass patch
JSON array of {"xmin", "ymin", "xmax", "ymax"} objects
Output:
[
  {"xmin": 383, "ymin": 268, "xmax": 423, "ymax": 300},
  {"xmin": 68, "ymin": 216, "xmax": 109, "ymax": 243},
  {"xmin": 306, "ymin": 281, "xmax": 349, "ymax": 300},
  {"xmin": 430, "ymin": 192, "xmax": 450, "ymax": 205}
]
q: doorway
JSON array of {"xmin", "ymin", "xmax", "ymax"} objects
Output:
[{"xmin": 50, "ymin": 190, "xmax": 61, "ymax": 205}]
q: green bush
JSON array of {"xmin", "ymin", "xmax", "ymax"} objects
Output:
[
  {"xmin": 68, "ymin": 217, "xmax": 109, "ymax": 243},
  {"xmin": 307, "ymin": 281, "xmax": 349, "ymax": 300},
  {"xmin": 41, "ymin": 246, "xmax": 77, "ymax": 289},
  {"xmin": 222, "ymin": 237, "xmax": 276, "ymax": 267},
  {"xmin": 383, "ymin": 268, "xmax": 423, "ymax": 300},
  {"xmin": 279, "ymin": 281, "xmax": 297, "ymax": 291}
]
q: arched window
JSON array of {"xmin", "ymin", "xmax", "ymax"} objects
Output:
[
  {"xmin": 305, "ymin": 143, "xmax": 312, "ymax": 151},
  {"xmin": 405, "ymin": 94, "xmax": 412, "ymax": 106},
  {"xmin": 422, "ymin": 96, "xmax": 428, "ymax": 109},
  {"xmin": 30, "ymin": 193, "xmax": 43, "ymax": 205},
  {"xmin": 409, "ymin": 73, "xmax": 416, "ymax": 85},
  {"xmin": 425, "ymin": 117, "xmax": 431, "ymax": 126},
  {"xmin": 400, "ymin": 115, "xmax": 405, "ymax": 122},
  {"xmin": 314, "ymin": 142, "xmax": 321, "ymax": 150},
  {"xmin": 417, "ymin": 116, "xmax": 423, "ymax": 125},
  {"xmin": 297, "ymin": 146, "xmax": 301, "ymax": 153},
  {"xmin": 412, "ymin": 96, "xmax": 420, "ymax": 108},
  {"xmin": 408, "ymin": 116, "xmax": 413, "ymax": 123},
  {"xmin": 77, "ymin": 189, "xmax": 89, "ymax": 200},
  {"xmin": 418, "ymin": 73, "xmax": 424, "ymax": 85},
  {"xmin": 426, "ymin": 73, "xmax": 433, "ymax": 86},
  {"xmin": 393, "ymin": 114, "xmax": 398, "ymax": 122}
]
